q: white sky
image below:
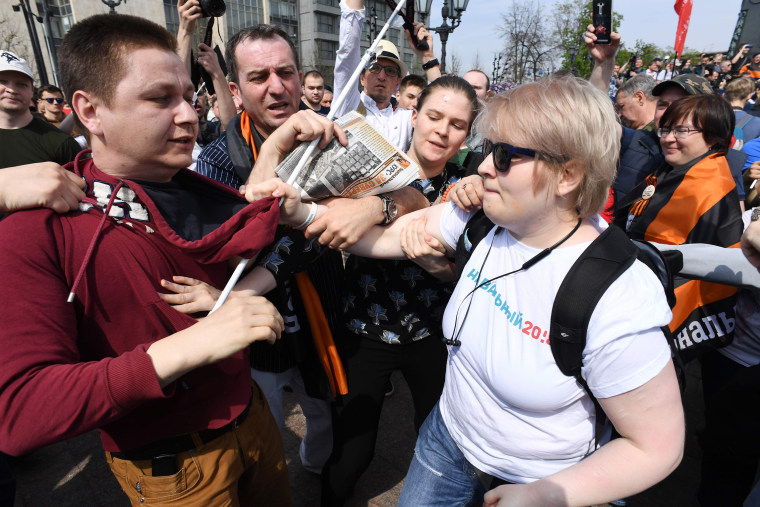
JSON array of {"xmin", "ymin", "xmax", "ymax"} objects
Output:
[{"xmin": 423, "ymin": 0, "xmax": 742, "ymax": 73}]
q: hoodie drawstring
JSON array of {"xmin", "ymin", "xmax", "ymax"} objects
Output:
[{"xmin": 67, "ymin": 180, "xmax": 125, "ymax": 303}]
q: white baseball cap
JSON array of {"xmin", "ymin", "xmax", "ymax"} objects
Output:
[{"xmin": 0, "ymin": 51, "xmax": 34, "ymax": 80}]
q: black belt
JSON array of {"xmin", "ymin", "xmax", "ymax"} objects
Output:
[{"xmin": 111, "ymin": 400, "xmax": 251, "ymax": 462}]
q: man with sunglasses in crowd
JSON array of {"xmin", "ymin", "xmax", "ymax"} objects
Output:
[
  {"xmin": 36, "ymin": 84, "xmax": 67, "ymax": 128},
  {"xmin": 333, "ymin": 0, "xmax": 440, "ymax": 153}
]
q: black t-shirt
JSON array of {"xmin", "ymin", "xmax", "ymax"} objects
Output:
[
  {"xmin": 299, "ymin": 100, "xmax": 330, "ymax": 116},
  {"xmin": 0, "ymin": 116, "xmax": 81, "ymax": 169},
  {"xmin": 343, "ymin": 163, "xmax": 466, "ymax": 344},
  {"xmin": 137, "ymin": 172, "xmax": 247, "ymax": 241}
]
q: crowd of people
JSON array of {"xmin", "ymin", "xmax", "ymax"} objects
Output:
[{"xmin": 1, "ymin": 0, "xmax": 760, "ymax": 505}]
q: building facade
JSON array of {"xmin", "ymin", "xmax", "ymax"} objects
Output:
[{"xmin": 1, "ymin": 0, "xmax": 422, "ymax": 91}]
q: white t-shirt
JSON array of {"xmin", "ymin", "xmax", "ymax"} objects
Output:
[
  {"xmin": 437, "ymin": 203, "xmax": 673, "ymax": 483},
  {"xmin": 333, "ymin": 1, "xmax": 414, "ymax": 152}
]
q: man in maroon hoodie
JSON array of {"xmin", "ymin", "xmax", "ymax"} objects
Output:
[{"xmin": 0, "ymin": 14, "xmax": 299, "ymax": 505}]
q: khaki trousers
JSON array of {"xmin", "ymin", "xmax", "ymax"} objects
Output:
[{"xmin": 105, "ymin": 383, "xmax": 291, "ymax": 506}]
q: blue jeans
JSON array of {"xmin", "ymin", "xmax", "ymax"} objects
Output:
[{"xmin": 398, "ymin": 403, "xmax": 487, "ymax": 507}]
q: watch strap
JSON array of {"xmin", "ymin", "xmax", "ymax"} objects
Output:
[{"xmin": 422, "ymin": 58, "xmax": 440, "ymax": 70}]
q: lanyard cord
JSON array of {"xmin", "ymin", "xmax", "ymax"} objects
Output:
[{"xmin": 443, "ymin": 218, "xmax": 583, "ymax": 347}]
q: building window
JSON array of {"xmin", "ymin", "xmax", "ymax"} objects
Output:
[
  {"xmin": 225, "ymin": 0, "xmax": 265, "ymax": 40},
  {"xmin": 270, "ymin": 0, "xmax": 298, "ymax": 44},
  {"xmin": 316, "ymin": 13, "xmax": 337, "ymax": 34},
  {"xmin": 39, "ymin": 0, "xmax": 73, "ymax": 55},
  {"xmin": 387, "ymin": 28, "xmax": 399, "ymax": 47},
  {"xmin": 316, "ymin": 0, "xmax": 339, "ymax": 6},
  {"xmin": 163, "ymin": 0, "xmax": 180, "ymax": 36},
  {"xmin": 317, "ymin": 39, "xmax": 338, "ymax": 61},
  {"xmin": 403, "ymin": 53, "xmax": 413, "ymax": 70}
]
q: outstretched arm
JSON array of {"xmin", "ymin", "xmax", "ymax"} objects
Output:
[
  {"xmin": 585, "ymin": 23, "xmax": 621, "ymax": 95},
  {"xmin": 0, "ymin": 162, "xmax": 85, "ymax": 214},
  {"xmin": 196, "ymin": 42, "xmax": 236, "ymax": 130},
  {"xmin": 247, "ymin": 177, "xmax": 450, "ymax": 259},
  {"xmin": 304, "ymin": 186, "xmax": 429, "ymax": 250},
  {"xmin": 332, "ymin": 0, "xmax": 365, "ymax": 118},
  {"xmin": 176, "ymin": 0, "xmax": 202, "ymax": 76},
  {"xmin": 731, "ymin": 44, "xmax": 751, "ymax": 65},
  {"xmin": 407, "ymin": 22, "xmax": 440, "ymax": 82}
]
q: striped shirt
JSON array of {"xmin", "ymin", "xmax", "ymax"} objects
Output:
[{"xmin": 196, "ymin": 132, "xmax": 242, "ymax": 189}]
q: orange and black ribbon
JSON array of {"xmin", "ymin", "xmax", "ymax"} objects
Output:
[
  {"xmin": 628, "ymin": 175, "xmax": 657, "ymax": 217},
  {"xmin": 240, "ymin": 115, "xmax": 347, "ymax": 396}
]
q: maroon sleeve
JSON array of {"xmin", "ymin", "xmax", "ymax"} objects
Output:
[{"xmin": 0, "ymin": 211, "xmax": 167, "ymax": 456}]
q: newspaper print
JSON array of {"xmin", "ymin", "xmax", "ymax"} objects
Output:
[{"xmin": 275, "ymin": 111, "xmax": 420, "ymax": 202}]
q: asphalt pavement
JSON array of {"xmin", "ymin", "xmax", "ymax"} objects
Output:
[{"xmin": 8, "ymin": 364, "xmax": 706, "ymax": 506}]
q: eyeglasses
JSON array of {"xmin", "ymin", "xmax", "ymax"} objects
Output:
[
  {"xmin": 367, "ymin": 62, "xmax": 400, "ymax": 78},
  {"xmin": 41, "ymin": 97, "xmax": 64, "ymax": 104},
  {"xmin": 482, "ymin": 139, "xmax": 536, "ymax": 173},
  {"xmin": 656, "ymin": 126, "xmax": 702, "ymax": 139}
]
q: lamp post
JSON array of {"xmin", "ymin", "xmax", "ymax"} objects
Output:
[
  {"xmin": 12, "ymin": 0, "xmax": 48, "ymax": 85},
  {"xmin": 101, "ymin": 0, "xmax": 126, "ymax": 14},
  {"xmin": 367, "ymin": 3, "xmax": 378, "ymax": 43},
  {"xmin": 416, "ymin": 0, "xmax": 469, "ymax": 74},
  {"xmin": 568, "ymin": 44, "xmax": 578, "ymax": 74}
]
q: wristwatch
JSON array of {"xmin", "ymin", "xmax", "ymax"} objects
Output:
[
  {"xmin": 378, "ymin": 193, "xmax": 398, "ymax": 225},
  {"xmin": 422, "ymin": 58, "xmax": 440, "ymax": 70}
]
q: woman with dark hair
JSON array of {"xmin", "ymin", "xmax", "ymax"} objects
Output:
[
  {"xmin": 320, "ymin": 75, "xmax": 478, "ymax": 505},
  {"xmin": 615, "ymin": 96, "xmax": 743, "ymax": 506},
  {"xmin": 615, "ymin": 94, "xmax": 742, "ymax": 363}
]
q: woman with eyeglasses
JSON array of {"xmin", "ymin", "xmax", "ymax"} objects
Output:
[
  {"xmin": 614, "ymin": 94, "xmax": 743, "ymax": 364},
  {"xmin": 248, "ymin": 73, "xmax": 684, "ymax": 506},
  {"xmin": 614, "ymin": 94, "xmax": 745, "ymax": 507}
]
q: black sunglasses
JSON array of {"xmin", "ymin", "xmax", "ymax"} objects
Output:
[
  {"xmin": 482, "ymin": 139, "xmax": 536, "ymax": 173},
  {"xmin": 42, "ymin": 97, "xmax": 64, "ymax": 104}
]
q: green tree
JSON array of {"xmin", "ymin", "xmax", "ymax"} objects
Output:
[{"xmin": 552, "ymin": 0, "xmax": 623, "ymax": 79}]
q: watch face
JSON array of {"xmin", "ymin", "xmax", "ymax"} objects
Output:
[{"xmin": 387, "ymin": 200, "xmax": 398, "ymax": 220}]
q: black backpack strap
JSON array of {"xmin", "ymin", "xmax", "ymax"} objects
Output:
[
  {"xmin": 631, "ymin": 240, "xmax": 687, "ymax": 390},
  {"xmin": 550, "ymin": 225, "xmax": 639, "ymax": 444},
  {"xmin": 454, "ymin": 209, "xmax": 495, "ymax": 279}
]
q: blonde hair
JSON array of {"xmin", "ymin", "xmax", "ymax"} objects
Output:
[
  {"xmin": 475, "ymin": 74, "xmax": 619, "ymax": 218},
  {"xmin": 726, "ymin": 78, "xmax": 755, "ymax": 103}
]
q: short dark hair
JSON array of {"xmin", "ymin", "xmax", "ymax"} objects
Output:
[
  {"xmin": 660, "ymin": 94, "xmax": 735, "ymax": 151},
  {"xmin": 416, "ymin": 76, "xmax": 478, "ymax": 127},
  {"xmin": 59, "ymin": 14, "xmax": 175, "ymax": 108},
  {"xmin": 37, "ymin": 84, "xmax": 63, "ymax": 98},
  {"xmin": 399, "ymin": 74, "xmax": 426, "ymax": 93},
  {"xmin": 226, "ymin": 25, "xmax": 299, "ymax": 85},
  {"xmin": 302, "ymin": 70, "xmax": 324, "ymax": 85},
  {"xmin": 58, "ymin": 14, "xmax": 176, "ymax": 132}
]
